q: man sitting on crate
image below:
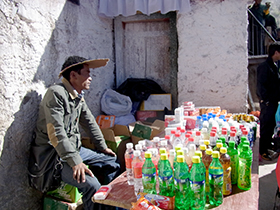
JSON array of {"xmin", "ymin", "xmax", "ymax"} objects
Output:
[{"xmin": 31, "ymin": 56, "xmax": 120, "ymax": 209}]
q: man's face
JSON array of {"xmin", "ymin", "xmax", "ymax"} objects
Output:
[{"xmin": 72, "ymin": 64, "xmax": 92, "ymax": 92}]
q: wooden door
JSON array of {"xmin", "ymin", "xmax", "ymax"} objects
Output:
[{"xmin": 114, "ymin": 12, "xmax": 178, "ymax": 109}]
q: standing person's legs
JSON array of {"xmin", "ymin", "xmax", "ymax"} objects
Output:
[
  {"xmin": 60, "ymin": 162, "xmax": 101, "ymax": 210},
  {"xmin": 259, "ymin": 103, "xmax": 278, "ymax": 158}
]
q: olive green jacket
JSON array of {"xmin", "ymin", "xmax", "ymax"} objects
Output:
[{"xmin": 34, "ymin": 78, "xmax": 107, "ymax": 167}]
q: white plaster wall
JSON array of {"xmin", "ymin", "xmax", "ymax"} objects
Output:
[
  {"xmin": 177, "ymin": 0, "xmax": 249, "ymax": 113},
  {"xmin": 0, "ymin": 0, "xmax": 114, "ymax": 208}
]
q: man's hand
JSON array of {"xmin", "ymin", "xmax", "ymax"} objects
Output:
[
  {"xmin": 72, "ymin": 162, "xmax": 94, "ymax": 183},
  {"xmin": 102, "ymin": 148, "xmax": 116, "ymax": 157}
]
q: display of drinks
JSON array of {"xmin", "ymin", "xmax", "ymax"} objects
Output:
[
  {"xmin": 125, "ymin": 143, "xmax": 134, "ymax": 185},
  {"xmin": 209, "ymin": 151, "xmax": 223, "ymax": 206},
  {"xmin": 132, "ymin": 150, "xmax": 144, "ymax": 195},
  {"xmin": 174, "ymin": 155, "xmax": 190, "ymax": 210},
  {"xmin": 237, "ymin": 145, "xmax": 252, "ymax": 191},
  {"xmin": 227, "ymin": 140, "xmax": 238, "ymax": 185},
  {"xmin": 158, "ymin": 153, "xmax": 175, "ymax": 197},
  {"xmin": 190, "ymin": 156, "xmax": 206, "ymax": 210},
  {"xmin": 202, "ymin": 148, "xmax": 213, "ymax": 203},
  {"xmin": 142, "ymin": 151, "xmax": 157, "ymax": 194},
  {"xmin": 219, "ymin": 147, "xmax": 232, "ymax": 195}
]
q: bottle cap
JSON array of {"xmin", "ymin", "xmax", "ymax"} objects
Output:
[
  {"xmin": 175, "ymin": 133, "xmax": 181, "ymax": 137},
  {"xmin": 240, "ymin": 136, "xmax": 247, "ymax": 142},
  {"xmin": 192, "ymin": 156, "xmax": 200, "ymax": 163},
  {"xmin": 216, "ymin": 143, "xmax": 223, "ymax": 148},
  {"xmin": 188, "ymin": 137, "xmax": 194, "ymax": 142},
  {"xmin": 177, "ymin": 127, "xmax": 181, "ymax": 131},
  {"xmin": 177, "ymin": 155, "xmax": 185, "ymax": 163},
  {"xmin": 182, "ymin": 147, "xmax": 189, "ymax": 154},
  {"xmin": 244, "ymin": 141, "xmax": 250, "ymax": 146},
  {"xmin": 222, "ymin": 130, "xmax": 227, "ymax": 135},
  {"xmin": 210, "ymin": 131, "xmax": 216, "ymax": 137},
  {"xmin": 159, "ymin": 148, "xmax": 167, "ymax": 154},
  {"xmin": 242, "ymin": 145, "xmax": 249, "ymax": 151},
  {"xmin": 222, "ymin": 127, "xmax": 227, "ymax": 131},
  {"xmin": 220, "ymin": 147, "xmax": 227, "ymax": 154},
  {"xmin": 133, "ymin": 150, "xmax": 141, "ymax": 156},
  {"xmin": 196, "ymin": 131, "xmax": 201, "ymax": 136},
  {"xmin": 212, "ymin": 151, "xmax": 220, "ymax": 158},
  {"xmin": 228, "ymin": 140, "xmax": 235, "ymax": 148},
  {"xmin": 145, "ymin": 151, "xmax": 152, "ymax": 158},
  {"xmin": 230, "ymin": 131, "xmax": 236, "ymax": 137},
  {"xmin": 161, "ymin": 140, "xmax": 168, "ymax": 146},
  {"xmin": 135, "ymin": 144, "xmax": 142, "ymax": 150},
  {"xmin": 204, "ymin": 140, "xmax": 210, "ymax": 145},
  {"xmin": 176, "ymin": 150, "xmax": 184, "ymax": 156},
  {"xmin": 242, "ymin": 130, "xmax": 249, "ymax": 135},
  {"xmin": 185, "ymin": 133, "xmax": 191, "ymax": 138},
  {"xmin": 206, "ymin": 149, "xmax": 213, "ymax": 155},
  {"xmin": 212, "ymin": 126, "xmax": 217, "ymax": 131},
  {"xmin": 197, "ymin": 116, "xmax": 202, "ymax": 119},
  {"xmin": 161, "ymin": 153, "xmax": 168, "ymax": 160},
  {"xmin": 169, "ymin": 149, "xmax": 176, "ymax": 156},
  {"xmin": 219, "ymin": 137, "xmax": 226, "ymax": 143},
  {"xmin": 216, "ymin": 139, "xmax": 222, "ymax": 144},
  {"xmin": 200, "ymin": 145, "xmax": 206, "ymax": 151},
  {"xmin": 230, "ymin": 126, "xmax": 235, "ymax": 131},
  {"xmin": 175, "ymin": 145, "xmax": 182, "ymax": 151},
  {"xmin": 189, "ymin": 144, "xmax": 196, "ymax": 151},
  {"xmin": 195, "ymin": 150, "xmax": 202, "ymax": 158},
  {"xmin": 126, "ymin": 143, "xmax": 133, "ymax": 149},
  {"xmin": 171, "ymin": 130, "xmax": 176, "ymax": 134},
  {"xmin": 153, "ymin": 137, "xmax": 160, "ymax": 142},
  {"xmin": 165, "ymin": 135, "xmax": 171, "ymax": 140}
]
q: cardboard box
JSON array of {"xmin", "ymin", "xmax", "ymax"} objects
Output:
[
  {"xmin": 46, "ymin": 181, "xmax": 82, "ymax": 203},
  {"xmin": 129, "ymin": 120, "xmax": 165, "ymax": 145},
  {"xmin": 96, "ymin": 115, "xmax": 115, "ymax": 129},
  {"xmin": 139, "ymin": 94, "xmax": 172, "ymax": 111},
  {"xmin": 43, "ymin": 196, "xmax": 82, "ymax": 210}
]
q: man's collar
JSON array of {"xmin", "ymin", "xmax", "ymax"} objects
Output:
[{"xmin": 62, "ymin": 78, "xmax": 84, "ymax": 101}]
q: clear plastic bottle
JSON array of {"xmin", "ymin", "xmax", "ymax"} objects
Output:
[
  {"xmin": 184, "ymin": 133, "xmax": 191, "ymax": 147},
  {"xmin": 190, "ymin": 156, "xmax": 206, "ymax": 210},
  {"xmin": 188, "ymin": 141, "xmax": 196, "ymax": 159},
  {"xmin": 160, "ymin": 140, "xmax": 169, "ymax": 156},
  {"xmin": 132, "ymin": 150, "xmax": 144, "ymax": 195},
  {"xmin": 194, "ymin": 150, "xmax": 206, "ymax": 175},
  {"xmin": 219, "ymin": 147, "xmax": 232, "ymax": 195},
  {"xmin": 125, "ymin": 142, "xmax": 134, "ymax": 185},
  {"xmin": 195, "ymin": 116, "xmax": 203, "ymax": 130},
  {"xmin": 169, "ymin": 149, "xmax": 175, "ymax": 169},
  {"xmin": 153, "ymin": 137, "xmax": 161, "ymax": 151},
  {"xmin": 220, "ymin": 129, "xmax": 228, "ymax": 143},
  {"xmin": 174, "ymin": 155, "xmax": 190, "ymax": 209},
  {"xmin": 148, "ymin": 148, "xmax": 159, "ymax": 177},
  {"xmin": 135, "ymin": 144, "xmax": 145, "ymax": 160},
  {"xmin": 202, "ymin": 148, "xmax": 213, "ymax": 203},
  {"xmin": 229, "ymin": 131, "xmax": 237, "ymax": 146},
  {"xmin": 195, "ymin": 131, "xmax": 202, "ymax": 147},
  {"xmin": 201, "ymin": 127, "xmax": 209, "ymax": 140},
  {"xmin": 183, "ymin": 147, "xmax": 192, "ymax": 167},
  {"xmin": 237, "ymin": 145, "xmax": 252, "ymax": 191},
  {"xmin": 209, "ymin": 131, "xmax": 217, "ymax": 147},
  {"xmin": 138, "ymin": 140, "xmax": 148, "ymax": 152},
  {"xmin": 209, "ymin": 151, "xmax": 223, "ymax": 206},
  {"xmin": 142, "ymin": 151, "xmax": 157, "ymax": 194},
  {"xmin": 158, "ymin": 153, "xmax": 175, "ymax": 197},
  {"xmin": 173, "ymin": 133, "xmax": 182, "ymax": 149},
  {"xmin": 227, "ymin": 140, "xmax": 238, "ymax": 185}
]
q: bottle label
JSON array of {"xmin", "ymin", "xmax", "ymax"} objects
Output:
[
  {"xmin": 238, "ymin": 159, "xmax": 252, "ymax": 188},
  {"xmin": 125, "ymin": 157, "xmax": 133, "ymax": 169},
  {"xmin": 223, "ymin": 167, "xmax": 232, "ymax": 194},
  {"xmin": 230, "ymin": 155, "xmax": 238, "ymax": 183},
  {"xmin": 142, "ymin": 172, "xmax": 156, "ymax": 182},
  {"xmin": 174, "ymin": 178, "xmax": 189, "ymax": 192},
  {"xmin": 190, "ymin": 180, "xmax": 205, "ymax": 191},
  {"xmin": 209, "ymin": 173, "xmax": 223, "ymax": 185},
  {"xmin": 133, "ymin": 163, "xmax": 143, "ymax": 178}
]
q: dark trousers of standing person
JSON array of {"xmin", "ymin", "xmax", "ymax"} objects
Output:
[
  {"xmin": 61, "ymin": 147, "xmax": 120, "ymax": 210},
  {"xmin": 259, "ymin": 102, "xmax": 278, "ymax": 155}
]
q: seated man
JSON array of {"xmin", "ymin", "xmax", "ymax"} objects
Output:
[{"xmin": 33, "ymin": 56, "xmax": 120, "ymax": 209}]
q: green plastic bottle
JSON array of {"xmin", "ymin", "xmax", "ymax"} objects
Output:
[
  {"xmin": 142, "ymin": 151, "xmax": 157, "ymax": 194},
  {"xmin": 219, "ymin": 147, "xmax": 232, "ymax": 195},
  {"xmin": 227, "ymin": 140, "xmax": 238, "ymax": 185},
  {"xmin": 158, "ymin": 153, "xmax": 175, "ymax": 197},
  {"xmin": 209, "ymin": 151, "xmax": 223, "ymax": 206},
  {"xmin": 237, "ymin": 136, "xmax": 247, "ymax": 155},
  {"xmin": 219, "ymin": 136, "xmax": 228, "ymax": 148},
  {"xmin": 174, "ymin": 150, "xmax": 184, "ymax": 171},
  {"xmin": 195, "ymin": 150, "xmax": 206, "ymax": 175},
  {"xmin": 243, "ymin": 141, "xmax": 253, "ymax": 157},
  {"xmin": 190, "ymin": 156, "xmax": 206, "ymax": 210},
  {"xmin": 237, "ymin": 145, "xmax": 252, "ymax": 191},
  {"xmin": 158, "ymin": 148, "xmax": 167, "ymax": 172},
  {"xmin": 174, "ymin": 155, "xmax": 190, "ymax": 210}
]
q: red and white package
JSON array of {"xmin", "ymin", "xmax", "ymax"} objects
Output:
[
  {"xmin": 93, "ymin": 185, "xmax": 112, "ymax": 200},
  {"xmin": 136, "ymin": 193, "xmax": 175, "ymax": 210}
]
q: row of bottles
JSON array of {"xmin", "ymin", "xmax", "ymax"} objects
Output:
[{"xmin": 125, "ymin": 139, "xmax": 253, "ymax": 209}]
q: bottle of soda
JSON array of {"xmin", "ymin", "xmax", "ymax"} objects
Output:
[
  {"xmin": 132, "ymin": 150, "xmax": 144, "ymax": 195},
  {"xmin": 195, "ymin": 131, "xmax": 202, "ymax": 147},
  {"xmin": 209, "ymin": 131, "xmax": 217, "ymax": 147},
  {"xmin": 202, "ymin": 148, "xmax": 213, "ymax": 203},
  {"xmin": 237, "ymin": 136, "xmax": 247, "ymax": 155},
  {"xmin": 174, "ymin": 155, "xmax": 190, "ymax": 209},
  {"xmin": 219, "ymin": 136, "xmax": 228, "ymax": 148},
  {"xmin": 237, "ymin": 145, "xmax": 252, "ymax": 191},
  {"xmin": 174, "ymin": 150, "xmax": 184, "ymax": 171},
  {"xmin": 158, "ymin": 153, "xmax": 175, "ymax": 197},
  {"xmin": 173, "ymin": 133, "xmax": 182, "ymax": 149},
  {"xmin": 125, "ymin": 142, "xmax": 134, "ymax": 185},
  {"xmin": 209, "ymin": 151, "xmax": 223, "ymax": 206},
  {"xmin": 195, "ymin": 150, "xmax": 206, "ymax": 175},
  {"xmin": 199, "ymin": 144, "xmax": 207, "ymax": 157},
  {"xmin": 219, "ymin": 147, "xmax": 232, "ymax": 195},
  {"xmin": 227, "ymin": 140, "xmax": 238, "ymax": 185},
  {"xmin": 190, "ymin": 156, "xmax": 206, "ymax": 210},
  {"xmin": 142, "ymin": 151, "xmax": 157, "ymax": 194},
  {"xmin": 158, "ymin": 148, "xmax": 167, "ymax": 172}
]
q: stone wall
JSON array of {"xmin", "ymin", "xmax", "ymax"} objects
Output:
[
  {"xmin": 177, "ymin": 0, "xmax": 249, "ymax": 113},
  {"xmin": 0, "ymin": 0, "xmax": 114, "ymax": 209}
]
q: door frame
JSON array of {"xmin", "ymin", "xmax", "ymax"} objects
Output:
[{"xmin": 114, "ymin": 12, "xmax": 178, "ymax": 110}]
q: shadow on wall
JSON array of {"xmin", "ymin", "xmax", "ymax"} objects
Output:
[{"xmin": 0, "ymin": 1, "xmax": 93, "ymax": 209}]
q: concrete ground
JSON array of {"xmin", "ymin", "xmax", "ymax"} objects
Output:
[{"xmin": 259, "ymin": 156, "xmax": 279, "ymax": 210}]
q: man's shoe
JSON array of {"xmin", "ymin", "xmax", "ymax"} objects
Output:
[
  {"xmin": 268, "ymin": 149, "xmax": 279, "ymax": 160},
  {"xmin": 261, "ymin": 153, "xmax": 272, "ymax": 161}
]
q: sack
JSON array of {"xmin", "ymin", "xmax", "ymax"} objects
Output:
[{"xmin": 28, "ymin": 144, "xmax": 63, "ymax": 193}]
